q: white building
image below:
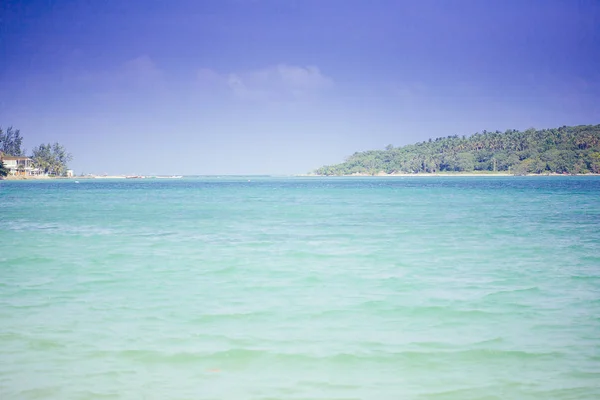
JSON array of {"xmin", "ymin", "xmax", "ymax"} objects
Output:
[{"xmin": 0, "ymin": 156, "xmax": 42, "ymax": 176}]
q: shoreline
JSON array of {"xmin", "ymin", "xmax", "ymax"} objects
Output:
[
  {"xmin": 3, "ymin": 173, "xmax": 600, "ymax": 181},
  {"xmin": 299, "ymin": 172, "xmax": 600, "ymax": 177},
  {"xmin": 4, "ymin": 175, "xmax": 148, "ymax": 180}
]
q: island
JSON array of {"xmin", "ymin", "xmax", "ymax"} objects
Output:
[{"xmin": 313, "ymin": 124, "xmax": 600, "ymax": 176}]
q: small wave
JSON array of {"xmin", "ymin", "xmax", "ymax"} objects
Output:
[
  {"xmin": 27, "ymin": 337, "xmax": 67, "ymax": 350},
  {"xmin": 3, "ymin": 255, "xmax": 55, "ymax": 264},
  {"xmin": 14, "ymin": 277, "xmax": 56, "ymax": 288},
  {"xmin": 570, "ymin": 275, "xmax": 600, "ymax": 281},
  {"xmin": 406, "ymin": 341, "xmax": 457, "ymax": 350},
  {"xmin": 296, "ymin": 380, "xmax": 360, "ymax": 390},
  {"xmin": 4, "ymin": 220, "xmax": 114, "ymax": 236},
  {"xmin": 437, "ymin": 348, "xmax": 564, "ymax": 361},
  {"xmin": 563, "ymin": 370, "xmax": 600, "ymax": 379},
  {"xmin": 119, "ymin": 349, "xmax": 211, "ymax": 364},
  {"xmin": 3, "ymin": 300, "xmax": 52, "ymax": 309},
  {"xmin": 0, "ymin": 331, "xmax": 27, "ymax": 341},
  {"xmin": 14, "ymin": 386, "xmax": 62, "ymax": 399},
  {"xmin": 418, "ymin": 386, "xmax": 504, "ymax": 399},
  {"xmin": 135, "ymin": 231, "xmax": 177, "ymax": 238},
  {"xmin": 63, "ymin": 389, "xmax": 118, "ymax": 399},
  {"xmin": 527, "ymin": 386, "xmax": 600, "ymax": 399},
  {"xmin": 303, "ymin": 304, "xmax": 501, "ymax": 322},
  {"xmin": 369, "ymin": 302, "xmax": 500, "ymax": 318},
  {"xmin": 191, "ymin": 311, "xmax": 273, "ymax": 323},
  {"xmin": 92, "ymin": 347, "xmax": 566, "ymax": 368},
  {"xmin": 471, "ymin": 337, "xmax": 505, "ymax": 346},
  {"xmin": 0, "ymin": 331, "xmax": 66, "ymax": 350},
  {"xmin": 74, "ymin": 277, "xmax": 119, "ymax": 286},
  {"xmin": 410, "ymin": 306, "xmax": 499, "ymax": 318},
  {"xmin": 483, "ymin": 286, "xmax": 541, "ymax": 298},
  {"xmin": 199, "ymin": 265, "xmax": 240, "ymax": 275}
]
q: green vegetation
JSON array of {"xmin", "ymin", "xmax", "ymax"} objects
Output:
[
  {"xmin": 315, "ymin": 124, "xmax": 600, "ymax": 175},
  {"xmin": 0, "ymin": 127, "xmax": 25, "ymax": 156},
  {"xmin": 31, "ymin": 143, "xmax": 73, "ymax": 176},
  {"xmin": 0, "ymin": 160, "xmax": 9, "ymax": 178},
  {"xmin": 0, "ymin": 126, "xmax": 73, "ymax": 176}
]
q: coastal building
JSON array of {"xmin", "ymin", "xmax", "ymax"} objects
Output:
[{"xmin": 0, "ymin": 155, "xmax": 42, "ymax": 176}]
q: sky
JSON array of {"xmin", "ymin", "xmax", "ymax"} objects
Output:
[{"xmin": 1, "ymin": 0, "xmax": 599, "ymax": 175}]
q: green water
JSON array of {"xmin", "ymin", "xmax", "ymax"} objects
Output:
[{"xmin": 1, "ymin": 177, "xmax": 599, "ymax": 399}]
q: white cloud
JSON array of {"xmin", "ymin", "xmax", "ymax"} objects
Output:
[
  {"xmin": 122, "ymin": 55, "xmax": 162, "ymax": 84},
  {"xmin": 77, "ymin": 55, "xmax": 163, "ymax": 88},
  {"xmin": 197, "ymin": 64, "xmax": 333, "ymax": 101},
  {"xmin": 197, "ymin": 68, "xmax": 224, "ymax": 85},
  {"xmin": 392, "ymin": 82, "xmax": 429, "ymax": 99}
]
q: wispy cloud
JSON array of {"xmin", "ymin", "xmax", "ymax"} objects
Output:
[
  {"xmin": 198, "ymin": 64, "xmax": 333, "ymax": 101},
  {"xmin": 77, "ymin": 55, "xmax": 163, "ymax": 89},
  {"xmin": 122, "ymin": 55, "xmax": 163, "ymax": 85}
]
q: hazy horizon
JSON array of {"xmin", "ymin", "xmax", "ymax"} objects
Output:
[{"xmin": 2, "ymin": 0, "xmax": 599, "ymax": 175}]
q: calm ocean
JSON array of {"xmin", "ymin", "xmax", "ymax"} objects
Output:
[{"xmin": 1, "ymin": 177, "xmax": 599, "ymax": 399}]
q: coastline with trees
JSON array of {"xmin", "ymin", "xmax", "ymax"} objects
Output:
[
  {"xmin": 0, "ymin": 126, "xmax": 73, "ymax": 180},
  {"xmin": 313, "ymin": 124, "xmax": 600, "ymax": 176}
]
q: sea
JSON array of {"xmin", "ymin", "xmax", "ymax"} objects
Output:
[{"xmin": 1, "ymin": 176, "xmax": 599, "ymax": 399}]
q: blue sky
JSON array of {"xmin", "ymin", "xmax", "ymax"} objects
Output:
[{"xmin": 1, "ymin": 0, "xmax": 599, "ymax": 175}]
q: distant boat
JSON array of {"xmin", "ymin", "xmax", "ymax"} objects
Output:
[
  {"xmin": 126, "ymin": 175, "xmax": 145, "ymax": 179},
  {"xmin": 155, "ymin": 175, "xmax": 183, "ymax": 179}
]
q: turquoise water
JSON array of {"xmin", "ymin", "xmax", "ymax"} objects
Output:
[{"xmin": 1, "ymin": 177, "xmax": 599, "ymax": 399}]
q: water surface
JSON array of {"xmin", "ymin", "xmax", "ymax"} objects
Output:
[{"xmin": 1, "ymin": 177, "xmax": 599, "ymax": 399}]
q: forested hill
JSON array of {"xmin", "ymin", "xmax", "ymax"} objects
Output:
[{"xmin": 314, "ymin": 124, "xmax": 600, "ymax": 175}]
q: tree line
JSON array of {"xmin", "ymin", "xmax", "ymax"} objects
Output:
[
  {"xmin": 314, "ymin": 124, "xmax": 600, "ymax": 175},
  {"xmin": 0, "ymin": 126, "xmax": 73, "ymax": 177}
]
